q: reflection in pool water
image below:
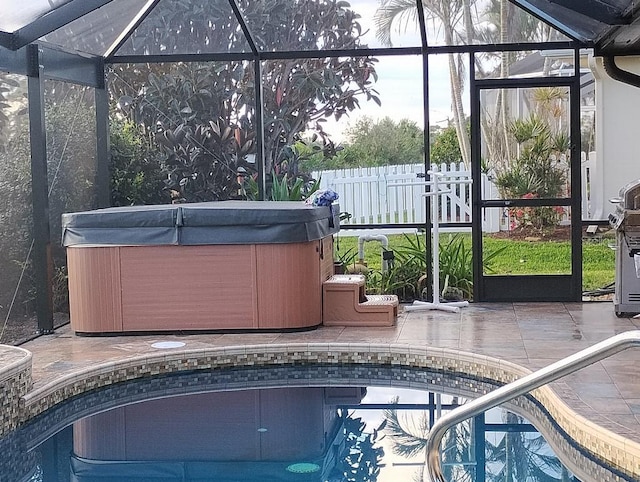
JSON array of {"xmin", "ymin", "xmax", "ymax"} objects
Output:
[{"xmin": 0, "ymin": 365, "xmax": 631, "ymax": 482}]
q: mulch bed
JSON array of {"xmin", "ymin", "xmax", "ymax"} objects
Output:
[{"xmin": 487, "ymin": 225, "xmax": 615, "ymax": 242}]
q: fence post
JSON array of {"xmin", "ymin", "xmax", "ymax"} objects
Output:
[
  {"xmin": 316, "ymin": 162, "xmax": 490, "ymax": 230},
  {"xmin": 481, "ymin": 173, "xmax": 500, "ymax": 233}
]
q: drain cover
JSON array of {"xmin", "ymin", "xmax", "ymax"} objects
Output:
[
  {"xmin": 286, "ymin": 463, "xmax": 320, "ymax": 474},
  {"xmin": 151, "ymin": 341, "xmax": 186, "ymax": 349}
]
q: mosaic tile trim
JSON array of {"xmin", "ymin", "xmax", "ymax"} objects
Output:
[
  {"xmin": 0, "ymin": 345, "xmax": 32, "ymax": 438},
  {"xmin": 12, "ymin": 364, "xmax": 631, "ymax": 482},
  {"xmin": 3, "ymin": 342, "xmax": 639, "ymax": 480}
]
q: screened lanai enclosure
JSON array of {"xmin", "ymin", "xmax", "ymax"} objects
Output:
[{"xmin": 2, "ymin": 0, "xmax": 640, "ymax": 337}]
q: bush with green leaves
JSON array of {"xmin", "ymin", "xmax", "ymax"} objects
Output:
[
  {"xmin": 339, "ymin": 116, "xmax": 424, "ymax": 167},
  {"xmin": 493, "ymin": 109, "xmax": 569, "ymax": 232},
  {"xmin": 109, "ymin": 0, "xmax": 379, "ymax": 202},
  {"xmin": 110, "ymin": 118, "xmax": 166, "ymax": 206},
  {"xmin": 430, "ymin": 123, "xmax": 464, "ymax": 165},
  {"xmin": 367, "ymin": 233, "xmax": 504, "ymax": 301}
]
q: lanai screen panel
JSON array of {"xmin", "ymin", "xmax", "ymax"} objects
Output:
[
  {"xmin": 44, "ymin": 80, "xmax": 100, "ymax": 315},
  {"xmin": 39, "ymin": 0, "xmax": 150, "ymax": 56},
  {"xmin": 475, "ymin": 50, "xmax": 576, "ymax": 80},
  {"xmin": 0, "ymin": 74, "xmax": 34, "ymax": 342},
  {"xmin": 421, "ymin": 0, "xmax": 570, "ymax": 47},
  {"xmin": 114, "ymin": 0, "xmax": 252, "ymax": 56},
  {"xmin": 236, "ymin": 0, "xmax": 421, "ymax": 51},
  {"xmin": 510, "ymin": 0, "xmax": 625, "ymax": 43},
  {"xmin": 0, "ymin": 0, "xmax": 73, "ymax": 32},
  {"xmin": 299, "ymin": 54, "xmax": 426, "ymax": 226}
]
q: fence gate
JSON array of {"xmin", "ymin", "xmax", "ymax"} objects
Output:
[{"xmin": 470, "ymin": 69, "xmax": 583, "ymax": 302}]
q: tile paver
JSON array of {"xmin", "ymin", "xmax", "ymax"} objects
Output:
[{"xmin": 18, "ymin": 300, "xmax": 640, "ymax": 446}]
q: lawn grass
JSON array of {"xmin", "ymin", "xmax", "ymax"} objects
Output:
[{"xmin": 334, "ymin": 232, "xmax": 614, "ymax": 293}]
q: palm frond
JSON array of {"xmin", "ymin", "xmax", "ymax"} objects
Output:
[
  {"xmin": 374, "ymin": 0, "xmax": 421, "ymax": 47},
  {"xmin": 382, "ymin": 405, "xmax": 429, "ymax": 458}
]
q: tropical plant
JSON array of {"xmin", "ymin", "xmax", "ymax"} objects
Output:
[
  {"xmin": 155, "ymin": 117, "xmax": 256, "ymax": 202},
  {"xmin": 368, "ymin": 233, "xmax": 504, "ymax": 301},
  {"xmin": 382, "ymin": 395, "xmax": 475, "ymax": 482},
  {"xmin": 375, "ymin": 0, "xmax": 568, "ymax": 171},
  {"xmin": 493, "ymin": 111, "xmax": 569, "ymax": 232},
  {"xmin": 109, "ymin": 118, "xmax": 166, "ymax": 206},
  {"xmin": 110, "ymin": 0, "xmax": 379, "ymax": 202},
  {"xmin": 333, "ymin": 409, "xmax": 385, "ymax": 482},
  {"xmin": 485, "ymin": 411, "xmax": 576, "ymax": 481},
  {"xmin": 267, "ymin": 172, "xmax": 321, "ymax": 201},
  {"xmin": 374, "ymin": 0, "xmax": 477, "ymax": 166}
]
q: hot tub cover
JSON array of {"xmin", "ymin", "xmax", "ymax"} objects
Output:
[{"xmin": 62, "ymin": 201, "xmax": 340, "ymax": 246}]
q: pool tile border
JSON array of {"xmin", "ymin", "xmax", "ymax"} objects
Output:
[
  {"xmin": 0, "ymin": 346, "xmax": 31, "ymax": 436},
  {"xmin": 1, "ymin": 342, "xmax": 639, "ymax": 480}
]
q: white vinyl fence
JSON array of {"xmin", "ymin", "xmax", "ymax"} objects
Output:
[
  {"xmin": 313, "ymin": 162, "xmax": 499, "ymax": 232},
  {"xmin": 581, "ymin": 151, "xmax": 600, "ymax": 220},
  {"xmin": 314, "ymin": 153, "xmax": 598, "ymax": 234}
]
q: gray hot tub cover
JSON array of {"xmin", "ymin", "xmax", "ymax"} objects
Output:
[{"xmin": 62, "ymin": 201, "xmax": 340, "ymax": 246}]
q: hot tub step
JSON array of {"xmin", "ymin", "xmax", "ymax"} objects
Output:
[{"xmin": 322, "ymin": 275, "xmax": 399, "ymax": 326}]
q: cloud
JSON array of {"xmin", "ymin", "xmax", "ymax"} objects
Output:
[{"xmin": 321, "ymin": 54, "xmax": 459, "ymax": 142}]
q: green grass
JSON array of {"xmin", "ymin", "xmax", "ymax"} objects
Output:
[{"xmin": 334, "ymin": 232, "xmax": 614, "ymax": 293}]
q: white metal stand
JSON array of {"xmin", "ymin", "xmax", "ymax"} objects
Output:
[{"xmin": 403, "ymin": 169, "xmax": 471, "ymax": 313}]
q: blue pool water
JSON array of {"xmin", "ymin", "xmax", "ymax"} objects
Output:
[{"xmin": 0, "ymin": 364, "xmax": 630, "ymax": 482}]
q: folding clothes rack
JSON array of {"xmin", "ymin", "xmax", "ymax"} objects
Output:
[{"xmin": 403, "ymin": 169, "xmax": 471, "ymax": 313}]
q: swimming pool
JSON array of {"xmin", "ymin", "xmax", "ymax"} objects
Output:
[{"xmin": 1, "ymin": 364, "xmax": 632, "ymax": 482}]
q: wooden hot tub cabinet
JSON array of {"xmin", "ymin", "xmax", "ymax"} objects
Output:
[{"xmin": 62, "ymin": 201, "xmax": 339, "ymax": 334}]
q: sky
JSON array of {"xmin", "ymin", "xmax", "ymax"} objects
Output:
[
  {"xmin": 322, "ymin": 54, "xmax": 460, "ymax": 143},
  {"xmin": 318, "ymin": 0, "xmax": 466, "ymax": 143}
]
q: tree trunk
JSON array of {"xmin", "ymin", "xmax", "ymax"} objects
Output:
[
  {"xmin": 499, "ymin": 0, "xmax": 511, "ymax": 165},
  {"xmin": 443, "ymin": 13, "xmax": 471, "ymax": 167}
]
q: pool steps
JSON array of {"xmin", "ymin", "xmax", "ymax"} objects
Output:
[{"xmin": 322, "ymin": 274, "xmax": 399, "ymax": 326}]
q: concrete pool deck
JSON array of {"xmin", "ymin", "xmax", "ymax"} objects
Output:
[{"xmin": 3, "ymin": 301, "xmax": 640, "ymax": 478}]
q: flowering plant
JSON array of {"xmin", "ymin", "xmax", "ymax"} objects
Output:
[{"xmin": 508, "ymin": 193, "xmax": 566, "ymax": 232}]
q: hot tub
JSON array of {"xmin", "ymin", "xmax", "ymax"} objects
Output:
[{"xmin": 62, "ymin": 201, "xmax": 339, "ymax": 334}]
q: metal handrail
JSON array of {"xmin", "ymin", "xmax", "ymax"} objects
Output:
[{"xmin": 425, "ymin": 330, "xmax": 640, "ymax": 482}]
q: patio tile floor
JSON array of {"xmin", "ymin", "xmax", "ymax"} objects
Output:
[{"xmin": 19, "ymin": 300, "xmax": 640, "ymax": 445}]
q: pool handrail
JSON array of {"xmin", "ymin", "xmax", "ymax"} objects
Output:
[{"xmin": 425, "ymin": 330, "xmax": 640, "ymax": 482}]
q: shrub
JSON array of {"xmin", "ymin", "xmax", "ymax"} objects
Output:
[{"xmin": 367, "ymin": 233, "xmax": 504, "ymax": 301}]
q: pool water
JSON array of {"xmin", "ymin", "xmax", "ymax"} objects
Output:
[{"xmin": 0, "ymin": 365, "xmax": 629, "ymax": 482}]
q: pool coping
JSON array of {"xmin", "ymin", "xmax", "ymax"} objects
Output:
[{"xmin": 1, "ymin": 341, "xmax": 639, "ymax": 479}]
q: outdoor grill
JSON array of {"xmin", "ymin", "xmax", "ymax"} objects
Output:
[{"xmin": 608, "ymin": 179, "xmax": 640, "ymax": 316}]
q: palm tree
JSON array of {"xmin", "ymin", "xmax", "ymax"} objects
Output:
[
  {"xmin": 374, "ymin": 0, "xmax": 477, "ymax": 166},
  {"xmin": 375, "ymin": 0, "xmax": 568, "ymax": 171},
  {"xmin": 485, "ymin": 411, "xmax": 574, "ymax": 481},
  {"xmin": 475, "ymin": 0, "xmax": 569, "ymax": 175},
  {"xmin": 382, "ymin": 396, "xmax": 475, "ymax": 482}
]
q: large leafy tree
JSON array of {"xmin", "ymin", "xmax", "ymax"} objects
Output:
[
  {"xmin": 340, "ymin": 116, "xmax": 424, "ymax": 167},
  {"xmin": 375, "ymin": 0, "xmax": 477, "ymax": 166},
  {"xmin": 111, "ymin": 0, "xmax": 378, "ymax": 202},
  {"xmin": 430, "ymin": 123, "xmax": 464, "ymax": 165}
]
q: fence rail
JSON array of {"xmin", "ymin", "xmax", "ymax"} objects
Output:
[{"xmin": 313, "ymin": 152, "xmax": 597, "ymax": 233}]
